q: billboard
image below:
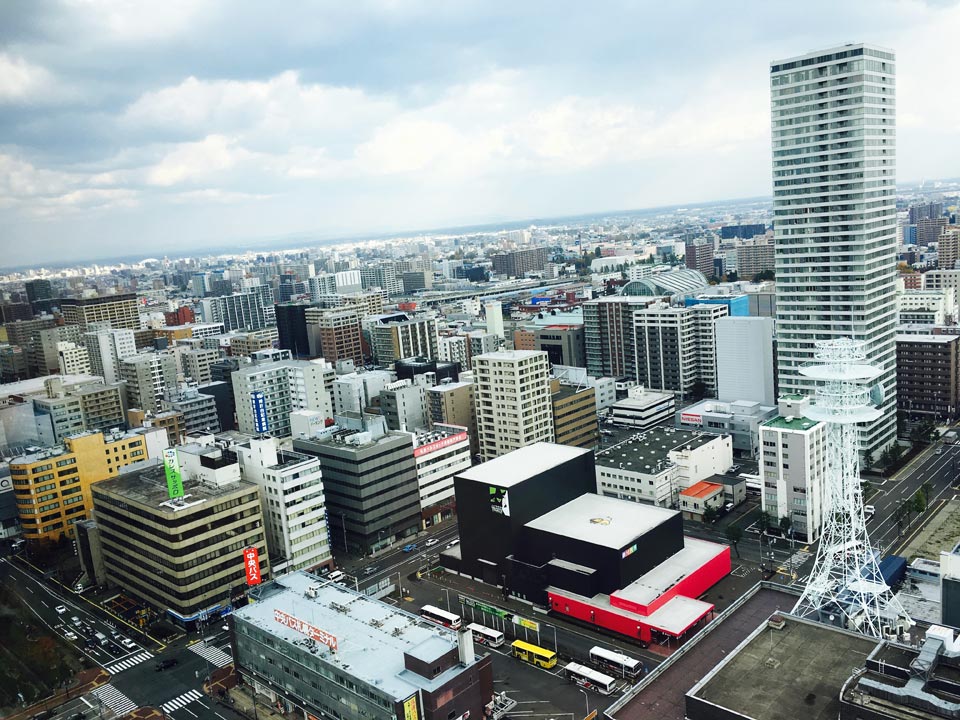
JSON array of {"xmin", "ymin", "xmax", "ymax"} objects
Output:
[
  {"xmin": 413, "ymin": 431, "xmax": 469, "ymax": 458},
  {"xmin": 163, "ymin": 448, "xmax": 184, "ymax": 499},
  {"xmin": 244, "ymin": 547, "xmax": 261, "ymax": 586},
  {"xmin": 489, "ymin": 486, "xmax": 510, "ymax": 517},
  {"xmin": 273, "ymin": 609, "xmax": 337, "ymax": 652},
  {"xmin": 251, "ymin": 391, "xmax": 269, "ymax": 434},
  {"xmin": 402, "ymin": 694, "xmax": 419, "ymax": 720},
  {"xmin": 680, "ymin": 412, "xmax": 703, "ymax": 426}
]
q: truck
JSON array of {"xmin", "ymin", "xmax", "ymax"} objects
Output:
[{"xmin": 94, "ymin": 631, "xmax": 109, "ymax": 647}]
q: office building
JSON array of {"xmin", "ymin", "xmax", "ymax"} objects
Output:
[
  {"xmin": 609, "ymin": 387, "xmax": 676, "ymax": 429},
  {"xmin": 120, "ymin": 351, "xmax": 178, "ymax": 414},
  {"xmin": 182, "ymin": 346, "xmax": 221, "ymax": 385},
  {"xmin": 472, "ymin": 350, "xmax": 554, "ymax": 461},
  {"xmin": 720, "ymin": 223, "xmax": 766, "ymax": 240},
  {"xmin": 293, "ymin": 416, "xmax": 420, "ymax": 554},
  {"xmin": 9, "ymin": 427, "xmax": 168, "ymax": 541},
  {"xmin": 304, "ymin": 306, "xmax": 363, "ymax": 365},
  {"xmin": 408, "ymin": 424, "xmax": 471, "ymax": 528},
  {"xmin": 233, "ymin": 436, "xmax": 332, "ymax": 574},
  {"xmin": 91, "ymin": 451, "xmax": 268, "ymax": 625},
  {"xmin": 401, "ymin": 270, "xmax": 433, "ymax": 293},
  {"xmin": 33, "ymin": 377, "xmax": 127, "ymax": 445},
  {"xmin": 684, "ymin": 293, "xmax": 750, "ymax": 317},
  {"xmin": 369, "ymin": 314, "xmax": 439, "ymax": 365},
  {"xmin": 233, "ymin": 358, "xmax": 334, "ymax": 438},
  {"xmin": 161, "ymin": 386, "xmax": 221, "ymax": 435},
  {"xmin": 595, "ymin": 427, "xmax": 733, "ymax": 507},
  {"xmin": 25, "ymin": 279, "xmax": 53, "ymax": 310},
  {"xmin": 758, "ymin": 395, "xmax": 827, "ymax": 542},
  {"xmin": 275, "ymin": 302, "xmax": 313, "ymax": 358},
  {"xmin": 490, "ymin": 247, "xmax": 550, "ymax": 278},
  {"xmin": 583, "ymin": 296, "xmax": 655, "ymax": 380},
  {"xmin": 39, "ymin": 325, "xmax": 86, "ymax": 374},
  {"xmin": 428, "ymin": 381, "xmax": 478, "ymax": 458},
  {"xmin": 56, "ymin": 342, "xmax": 91, "ymax": 376},
  {"xmin": 229, "ymin": 328, "xmax": 279, "ymax": 357},
  {"xmin": 380, "ymin": 380, "xmax": 429, "ymax": 432},
  {"xmin": 898, "ymin": 289, "xmax": 954, "ymax": 325},
  {"xmin": 60, "ymin": 293, "xmax": 139, "ymax": 330},
  {"xmin": 550, "ymin": 380, "xmax": 598, "ymax": 449},
  {"xmin": 896, "ymin": 334, "xmax": 960, "ymax": 420},
  {"xmin": 85, "ymin": 326, "xmax": 138, "ymax": 384},
  {"xmin": 771, "ymin": 44, "xmax": 898, "ymax": 458},
  {"xmin": 685, "ymin": 240, "xmax": 715, "ymax": 277},
  {"xmin": 232, "ymin": 571, "xmax": 493, "ymax": 720},
  {"xmin": 200, "ymin": 290, "xmax": 275, "ymax": 332},
  {"xmin": 675, "ymin": 399, "xmax": 777, "ymax": 458},
  {"xmin": 394, "ymin": 357, "xmax": 461, "ymax": 386},
  {"xmin": 715, "ymin": 316, "xmax": 777, "ymax": 406},
  {"xmin": 535, "ymin": 325, "xmax": 586, "ymax": 367}
]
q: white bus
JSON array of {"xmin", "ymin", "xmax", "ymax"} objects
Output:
[
  {"xmin": 564, "ymin": 662, "xmax": 617, "ymax": 695},
  {"xmin": 420, "ymin": 605, "xmax": 462, "ymax": 630},
  {"xmin": 467, "ymin": 623, "xmax": 505, "ymax": 648},
  {"xmin": 588, "ymin": 646, "xmax": 643, "ymax": 678},
  {"xmin": 740, "ymin": 473, "xmax": 761, "ymax": 495}
]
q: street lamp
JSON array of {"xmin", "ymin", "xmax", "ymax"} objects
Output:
[
  {"xmin": 579, "ymin": 689, "xmax": 590, "ymax": 718},
  {"xmin": 442, "ymin": 587, "xmax": 451, "ymax": 613}
]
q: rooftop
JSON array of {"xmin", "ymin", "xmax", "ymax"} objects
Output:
[
  {"xmin": 613, "ymin": 537, "xmax": 727, "ymax": 608},
  {"xmin": 897, "ymin": 333, "xmax": 960, "ymax": 344},
  {"xmin": 688, "ymin": 615, "xmax": 876, "ymax": 720},
  {"xmin": 763, "ymin": 415, "xmax": 821, "ymax": 431},
  {"xmin": 0, "ymin": 373, "xmax": 102, "ymax": 401},
  {"xmin": 235, "ymin": 571, "xmax": 479, "ymax": 701},
  {"xmin": 429, "ymin": 381, "xmax": 473, "ymax": 393},
  {"xmin": 457, "ymin": 442, "xmax": 590, "ymax": 488},
  {"xmin": 595, "ymin": 427, "xmax": 716, "ymax": 471},
  {"xmin": 526, "ymin": 493, "xmax": 678, "ymax": 550},
  {"xmin": 92, "ymin": 458, "xmax": 254, "ymax": 510},
  {"xmin": 680, "ymin": 481, "xmax": 723, "ymax": 499},
  {"xmin": 472, "ymin": 349, "xmax": 546, "ymax": 362}
]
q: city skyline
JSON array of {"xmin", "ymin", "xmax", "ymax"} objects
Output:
[{"xmin": 2, "ymin": 1, "xmax": 960, "ymax": 266}]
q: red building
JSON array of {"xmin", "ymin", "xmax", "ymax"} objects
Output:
[{"xmin": 165, "ymin": 305, "xmax": 195, "ymax": 326}]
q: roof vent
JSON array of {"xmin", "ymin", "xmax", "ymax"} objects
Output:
[{"xmin": 785, "ymin": 416, "xmax": 794, "ymax": 422}]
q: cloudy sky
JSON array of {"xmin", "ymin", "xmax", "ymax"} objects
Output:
[{"xmin": 2, "ymin": 1, "xmax": 959, "ymax": 266}]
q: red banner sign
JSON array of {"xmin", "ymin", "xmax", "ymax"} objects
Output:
[
  {"xmin": 273, "ymin": 609, "xmax": 338, "ymax": 652},
  {"xmin": 680, "ymin": 413, "xmax": 702, "ymax": 425},
  {"xmin": 414, "ymin": 431, "xmax": 469, "ymax": 458},
  {"xmin": 244, "ymin": 547, "xmax": 261, "ymax": 585}
]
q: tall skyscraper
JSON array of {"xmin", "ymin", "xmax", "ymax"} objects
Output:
[{"xmin": 770, "ymin": 44, "xmax": 897, "ymax": 456}]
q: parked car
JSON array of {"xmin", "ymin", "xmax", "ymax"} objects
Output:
[
  {"xmin": 155, "ymin": 658, "xmax": 178, "ymax": 671},
  {"xmin": 403, "ymin": 544, "xmax": 417, "ymax": 552}
]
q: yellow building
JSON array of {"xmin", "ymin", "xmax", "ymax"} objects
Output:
[
  {"xmin": 550, "ymin": 380, "xmax": 599, "ymax": 450},
  {"xmin": 10, "ymin": 427, "xmax": 169, "ymax": 542}
]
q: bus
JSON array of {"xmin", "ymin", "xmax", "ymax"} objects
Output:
[
  {"xmin": 420, "ymin": 605, "xmax": 462, "ymax": 630},
  {"xmin": 563, "ymin": 662, "xmax": 617, "ymax": 695},
  {"xmin": 588, "ymin": 646, "xmax": 643, "ymax": 678},
  {"xmin": 740, "ymin": 473, "xmax": 761, "ymax": 496},
  {"xmin": 467, "ymin": 623, "xmax": 505, "ymax": 648},
  {"xmin": 510, "ymin": 640, "xmax": 558, "ymax": 669}
]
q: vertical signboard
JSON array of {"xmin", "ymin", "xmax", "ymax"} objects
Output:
[
  {"xmin": 251, "ymin": 391, "xmax": 269, "ymax": 434},
  {"xmin": 163, "ymin": 448, "xmax": 184, "ymax": 499},
  {"xmin": 402, "ymin": 693, "xmax": 420, "ymax": 720},
  {"xmin": 244, "ymin": 546, "xmax": 261, "ymax": 586}
]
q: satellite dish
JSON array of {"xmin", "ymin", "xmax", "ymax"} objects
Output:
[{"xmin": 869, "ymin": 383, "xmax": 885, "ymax": 408}]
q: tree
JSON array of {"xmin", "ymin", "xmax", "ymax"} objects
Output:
[
  {"xmin": 758, "ymin": 510, "xmax": 772, "ymax": 536},
  {"xmin": 890, "ymin": 443, "xmax": 904, "ymax": 462},
  {"xmin": 725, "ymin": 524, "xmax": 743, "ymax": 558},
  {"xmin": 880, "ymin": 447, "xmax": 893, "ymax": 469},
  {"xmin": 913, "ymin": 489, "xmax": 928, "ymax": 514},
  {"xmin": 752, "ymin": 269, "xmax": 775, "ymax": 282},
  {"xmin": 594, "ymin": 246, "xmax": 602, "ymax": 257},
  {"xmin": 702, "ymin": 506, "xmax": 719, "ymax": 525},
  {"xmin": 862, "ymin": 451, "xmax": 874, "ymax": 469},
  {"xmin": 778, "ymin": 515, "xmax": 792, "ymax": 537}
]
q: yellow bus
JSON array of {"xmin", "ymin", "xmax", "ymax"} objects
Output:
[{"xmin": 510, "ymin": 640, "xmax": 558, "ymax": 669}]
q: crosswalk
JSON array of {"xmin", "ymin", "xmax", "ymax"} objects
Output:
[
  {"xmin": 93, "ymin": 683, "xmax": 138, "ymax": 716},
  {"xmin": 189, "ymin": 641, "xmax": 233, "ymax": 667},
  {"xmin": 162, "ymin": 689, "xmax": 205, "ymax": 713},
  {"xmin": 106, "ymin": 650, "xmax": 153, "ymax": 674}
]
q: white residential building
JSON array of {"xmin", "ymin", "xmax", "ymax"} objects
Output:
[
  {"xmin": 407, "ymin": 424, "xmax": 472, "ymax": 528},
  {"xmin": 380, "ymin": 380, "xmax": 429, "ymax": 432},
  {"xmin": 923, "ymin": 270, "xmax": 960, "ymax": 309},
  {"xmin": 771, "ymin": 44, "xmax": 898, "ymax": 458},
  {"xmin": 472, "ymin": 350, "xmax": 554, "ymax": 461},
  {"xmin": 438, "ymin": 335, "xmax": 470, "ymax": 366},
  {"xmin": 233, "ymin": 436, "xmax": 332, "ymax": 573},
  {"xmin": 120, "ymin": 351, "xmax": 178, "ymax": 414},
  {"xmin": 57, "ymin": 342, "xmax": 91, "ymax": 376},
  {"xmin": 552, "ymin": 365, "xmax": 617, "ymax": 412},
  {"xmin": 84, "ymin": 325, "xmax": 137, "ymax": 384},
  {"xmin": 898, "ymin": 290, "xmax": 955, "ymax": 326},
  {"xmin": 715, "ymin": 316, "xmax": 776, "ymax": 406},
  {"xmin": 609, "ymin": 388, "xmax": 676, "ymax": 429},
  {"xmin": 232, "ymin": 359, "xmax": 334, "ymax": 438},
  {"xmin": 758, "ymin": 395, "xmax": 828, "ymax": 542},
  {"xmin": 332, "ymin": 370, "xmax": 393, "ymax": 416}
]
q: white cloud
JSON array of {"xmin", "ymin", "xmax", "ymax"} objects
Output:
[
  {"xmin": 0, "ymin": 53, "xmax": 54, "ymax": 104},
  {"xmin": 146, "ymin": 134, "xmax": 249, "ymax": 187},
  {"xmin": 62, "ymin": 0, "xmax": 216, "ymax": 42}
]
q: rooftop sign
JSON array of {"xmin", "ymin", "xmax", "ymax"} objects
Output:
[
  {"xmin": 274, "ymin": 608, "xmax": 338, "ymax": 653},
  {"xmin": 413, "ymin": 431, "xmax": 468, "ymax": 457}
]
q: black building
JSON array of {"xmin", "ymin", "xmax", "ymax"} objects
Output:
[
  {"xmin": 275, "ymin": 302, "xmax": 313, "ymax": 358},
  {"xmin": 447, "ymin": 443, "xmax": 595, "ymax": 587},
  {"xmin": 196, "ymin": 381, "xmax": 236, "ymax": 431},
  {"xmin": 719, "ymin": 223, "xmax": 766, "ymax": 240}
]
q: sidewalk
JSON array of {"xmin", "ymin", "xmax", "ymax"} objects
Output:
[
  {"xmin": 204, "ymin": 665, "xmax": 293, "ymax": 720},
  {"xmin": 3, "ymin": 667, "xmax": 110, "ymax": 720}
]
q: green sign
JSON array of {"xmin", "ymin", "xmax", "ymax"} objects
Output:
[
  {"xmin": 459, "ymin": 595, "xmax": 510, "ymax": 618},
  {"xmin": 163, "ymin": 448, "xmax": 184, "ymax": 499}
]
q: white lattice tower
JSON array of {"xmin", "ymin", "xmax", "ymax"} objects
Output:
[{"xmin": 791, "ymin": 338, "xmax": 910, "ymax": 638}]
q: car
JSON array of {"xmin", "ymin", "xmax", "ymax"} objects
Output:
[
  {"xmin": 155, "ymin": 658, "xmax": 179, "ymax": 671},
  {"xmin": 222, "ymin": 624, "xmax": 230, "ymax": 632},
  {"xmin": 64, "ymin": 631, "xmax": 78, "ymax": 641},
  {"xmin": 69, "ymin": 713, "xmax": 84, "ymax": 720},
  {"xmin": 936, "ymin": 447, "xmax": 944, "ymax": 455},
  {"xmin": 446, "ymin": 539, "xmax": 460, "ymax": 549},
  {"xmin": 363, "ymin": 566, "xmax": 379, "ymax": 576},
  {"xmin": 723, "ymin": 502, "xmax": 734, "ymax": 512},
  {"xmin": 402, "ymin": 544, "xmax": 417, "ymax": 552},
  {"xmin": 121, "ymin": 638, "xmax": 136, "ymax": 649},
  {"xmin": 71, "ymin": 616, "xmax": 82, "ymax": 626},
  {"xmin": 864, "ymin": 504, "xmax": 876, "ymax": 518},
  {"xmin": 729, "ymin": 464, "xmax": 742, "ymax": 473},
  {"xmin": 425, "ymin": 538, "xmax": 439, "ymax": 547},
  {"xmin": 55, "ymin": 605, "xmax": 67, "ymax": 614},
  {"xmin": 110, "ymin": 630, "xmax": 121, "ymax": 639}
]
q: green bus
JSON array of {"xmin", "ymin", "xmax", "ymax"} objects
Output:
[{"xmin": 510, "ymin": 639, "xmax": 558, "ymax": 669}]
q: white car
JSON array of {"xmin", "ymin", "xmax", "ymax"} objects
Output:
[
  {"xmin": 55, "ymin": 605, "xmax": 67, "ymax": 614},
  {"xmin": 121, "ymin": 638, "xmax": 136, "ymax": 649},
  {"xmin": 446, "ymin": 539, "xmax": 460, "ymax": 549},
  {"xmin": 64, "ymin": 631, "xmax": 78, "ymax": 641},
  {"xmin": 425, "ymin": 538, "xmax": 439, "ymax": 547}
]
